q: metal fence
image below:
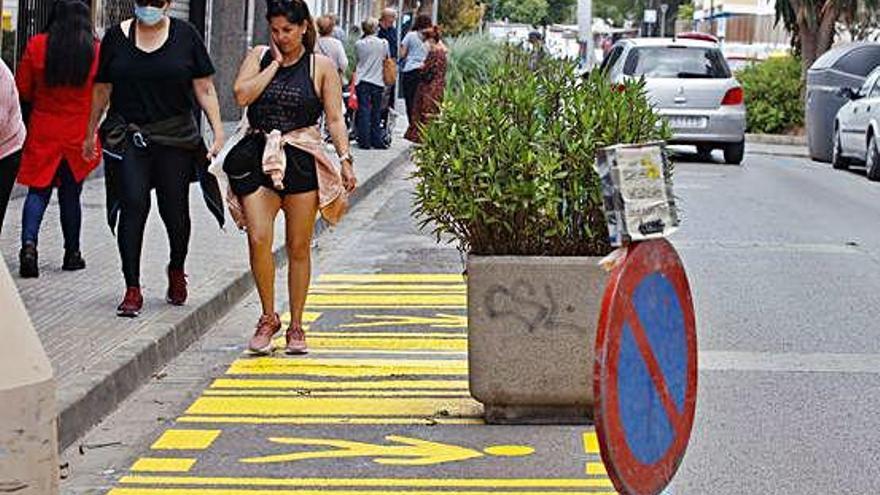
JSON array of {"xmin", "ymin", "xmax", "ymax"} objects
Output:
[
  {"xmin": 93, "ymin": 0, "xmax": 134, "ymax": 34},
  {"xmin": 14, "ymin": 0, "xmax": 55, "ymax": 68}
]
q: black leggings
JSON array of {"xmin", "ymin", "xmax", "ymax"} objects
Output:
[
  {"xmin": 0, "ymin": 150, "xmax": 22, "ymax": 236},
  {"xmin": 401, "ymin": 69, "xmax": 421, "ymax": 122},
  {"xmin": 116, "ymin": 143, "xmax": 192, "ymax": 287}
]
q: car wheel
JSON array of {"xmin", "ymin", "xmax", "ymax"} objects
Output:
[
  {"xmin": 832, "ymin": 126, "xmax": 849, "ymax": 170},
  {"xmin": 723, "ymin": 141, "xmax": 745, "ymax": 165},
  {"xmin": 866, "ymin": 135, "xmax": 880, "ymax": 181},
  {"xmin": 696, "ymin": 145, "xmax": 713, "ymax": 161}
]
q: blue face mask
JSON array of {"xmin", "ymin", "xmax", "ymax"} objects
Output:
[{"xmin": 134, "ymin": 5, "xmax": 166, "ymax": 26}]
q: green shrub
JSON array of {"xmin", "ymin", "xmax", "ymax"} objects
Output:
[
  {"xmin": 445, "ymin": 34, "xmax": 501, "ymax": 95},
  {"xmin": 736, "ymin": 56, "xmax": 804, "ymax": 134},
  {"xmin": 411, "ymin": 49, "xmax": 671, "ymax": 257}
]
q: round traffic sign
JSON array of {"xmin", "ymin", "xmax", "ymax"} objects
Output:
[{"xmin": 593, "ymin": 239, "xmax": 697, "ymax": 495}]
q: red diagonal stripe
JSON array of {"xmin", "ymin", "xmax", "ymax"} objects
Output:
[{"xmin": 623, "ymin": 299, "xmax": 683, "ymax": 429}]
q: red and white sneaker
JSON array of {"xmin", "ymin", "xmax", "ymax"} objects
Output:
[
  {"xmin": 285, "ymin": 325, "xmax": 308, "ymax": 355},
  {"xmin": 247, "ymin": 313, "xmax": 281, "ymax": 355}
]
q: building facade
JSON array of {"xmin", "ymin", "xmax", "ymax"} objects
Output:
[{"xmin": 690, "ymin": 0, "xmax": 789, "ymax": 45}]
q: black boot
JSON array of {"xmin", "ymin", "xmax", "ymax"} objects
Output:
[
  {"xmin": 62, "ymin": 250, "xmax": 86, "ymax": 271},
  {"xmin": 19, "ymin": 243, "xmax": 38, "ymax": 278}
]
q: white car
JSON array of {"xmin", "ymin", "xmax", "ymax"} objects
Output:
[
  {"xmin": 600, "ymin": 38, "xmax": 747, "ymax": 164},
  {"xmin": 832, "ymin": 65, "xmax": 880, "ymax": 180}
]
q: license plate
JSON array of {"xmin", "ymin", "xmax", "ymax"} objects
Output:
[{"xmin": 667, "ymin": 115, "xmax": 708, "ymax": 129}]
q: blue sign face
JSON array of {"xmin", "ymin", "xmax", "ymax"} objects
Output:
[{"xmin": 616, "ymin": 272, "xmax": 688, "ymax": 465}]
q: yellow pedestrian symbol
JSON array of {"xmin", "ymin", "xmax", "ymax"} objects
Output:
[
  {"xmin": 342, "ymin": 313, "xmax": 467, "ymax": 329},
  {"xmin": 240, "ymin": 435, "xmax": 533, "ymax": 466}
]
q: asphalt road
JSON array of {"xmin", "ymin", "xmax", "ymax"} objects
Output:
[{"xmin": 60, "ymin": 149, "xmax": 880, "ymax": 494}]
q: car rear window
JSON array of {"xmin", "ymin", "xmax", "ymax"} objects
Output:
[{"xmin": 623, "ymin": 46, "xmax": 731, "ymax": 79}]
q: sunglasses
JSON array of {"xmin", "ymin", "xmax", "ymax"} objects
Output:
[{"xmin": 135, "ymin": 0, "xmax": 167, "ymax": 7}]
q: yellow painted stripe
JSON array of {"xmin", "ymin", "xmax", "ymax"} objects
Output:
[
  {"xmin": 118, "ymin": 475, "xmax": 615, "ymax": 488},
  {"xmin": 307, "ymin": 294, "xmax": 466, "ymax": 306},
  {"xmin": 306, "ymin": 350, "xmax": 467, "ymax": 357},
  {"xmin": 226, "ymin": 358, "xmax": 468, "ymax": 377},
  {"xmin": 211, "ymin": 378, "xmax": 469, "ymax": 390},
  {"xmin": 202, "ymin": 390, "xmax": 470, "ymax": 398},
  {"xmin": 177, "ymin": 416, "xmax": 484, "ymax": 425},
  {"xmin": 279, "ymin": 312, "xmax": 322, "ymax": 323},
  {"xmin": 185, "ymin": 396, "xmax": 482, "ymax": 417},
  {"xmin": 269, "ymin": 336, "xmax": 467, "ymax": 352},
  {"xmin": 310, "ymin": 291, "xmax": 465, "ymax": 296},
  {"xmin": 130, "ymin": 458, "xmax": 196, "ymax": 473},
  {"xmin": 583, "ymin": 432, "xmax": 600, "ymax": 454},
  {"xmin": 310, "ymin": 284, "xmax": 465, "ymax": 291},
  {"xmin": 110, "ymin": 490, "xmax": 616, "ymax": 495},
  {"xmin": 151, "ymin": 430, "xmax": 221, "ymax": 450},
  {"xmin": 318, "ymin": 274, "xmax": 465, "ymax": 283},
  {"xmin": 308, "ymin": 332, "xmax": 466, "ymax": 338},
  {"xmin": 586, "ymin": 462, "xmax": 608, "ymax": 476},
  {"xmin": 307, "ymin": 305, "xmax": 466, "ymax": 309}
]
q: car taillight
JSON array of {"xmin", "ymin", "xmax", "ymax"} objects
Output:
[{"xmin": 721, "ymin": 87, "xmax": 744, "ymax": 105}]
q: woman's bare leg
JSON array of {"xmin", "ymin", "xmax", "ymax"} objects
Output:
[
  {"xmin": 242, "ymin": 188, "xmax": 282, "ymax": 316},
  {"xmin": 281, "ymin": 190, "xmax": 319, "ymax": 329}
]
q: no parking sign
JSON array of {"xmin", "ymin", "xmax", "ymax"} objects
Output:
[{"xmin": 594, "ymin": 239, "xmax": 697, "ymax": 495}]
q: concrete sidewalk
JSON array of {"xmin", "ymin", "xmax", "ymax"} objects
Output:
[{"xmin": 0, "ymin": 127, "xmax": 411, "ymax": 450}]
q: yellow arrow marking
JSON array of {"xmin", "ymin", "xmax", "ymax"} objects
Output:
[
  {"xmin": 342, "ymin": 314, "xmax": 467, "ymax": 329},
  {"xmin": 240, "ymin": 435, "xmax": 533, "ymax": 466}
]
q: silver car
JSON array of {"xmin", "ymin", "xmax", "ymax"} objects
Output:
[
  {"xmin": 832, "ymin": 65, "xmax": 880, "ymax": 180},
  {"xmin": 601, "ymin": 38, "xmax": 747, "ymax": 164}
]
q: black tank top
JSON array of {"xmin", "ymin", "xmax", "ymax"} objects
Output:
[{"xmin": 247, "ymin": 52, "xmax": 323, "ymax": 133}]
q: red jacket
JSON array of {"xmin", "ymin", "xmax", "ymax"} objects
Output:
[{"xmin": 15, "ymin": 34, "xmax": 101, "ymax": 188}]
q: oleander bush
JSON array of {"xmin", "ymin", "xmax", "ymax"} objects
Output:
[
  {"xmin": 736, "ymin": 56, "xmax": 804, "ymax": 135},
  {"xmin": 411, "ymin": 49, "xmax": 671, "ymax": 257},
  {"xmin": 445, "ymin": 34, "xmax": 501, "ymax": 95}
]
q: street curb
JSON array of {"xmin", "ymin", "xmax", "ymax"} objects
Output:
[
  {"xmin": 747, "ymin": 147, "xmax": 811, "ymax": 159},
  {"xmin": 746, "ymin": 133, "xmax": 807, "ymax": 146},
  {"xmin": 56, "ymin": 145, "xmax": 412, "ymax": 451}
]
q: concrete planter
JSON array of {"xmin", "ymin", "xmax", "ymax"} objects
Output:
[{"xmin": 467, "ymin": 255, "xmax": 608, "ymax": 424}]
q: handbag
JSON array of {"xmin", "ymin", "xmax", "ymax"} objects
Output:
[
  {"xmin": 383, "ymin": 57, "xmax": 397, "ymax": 86},
  {"xmin": 222, "ymin": 132, "xmax": 265, "ymax": 178}
]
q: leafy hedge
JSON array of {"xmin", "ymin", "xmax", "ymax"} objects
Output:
[
  {"xmin": 736, "ymin": 56, "xmax": 804, "ymax": 135},
  {"xmin": 445, "ymin": 34, "xmax": 501, "ymax": 95}
]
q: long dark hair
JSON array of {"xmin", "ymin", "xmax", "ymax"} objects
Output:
[
  {"xmin": 266, "ymin": 0, "xmax": 316, "ymax": 54},
  {"xmin": 44, "ymin": 0, "xmax": 95, "ymax": 87}
]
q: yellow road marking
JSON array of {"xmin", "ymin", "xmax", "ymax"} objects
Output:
[
  {"xmin": 307, "ymin": 294, "xmax": 466, "ymax": 306},
  {"xmin": 110, "ymin": 489, "xmax": 616, "ymax": 495},
  {"xmin": 279, "ymin": 312, "xmax": 322, "ymax": 323},
  {"xmin": 151, "ymin": 430, "xmax": 221, "ymax": 450},
  {"xmin": 130, "ymin": 458, "xmax": 196, "ymax": 473},
  {"xmin": 119, "ymin": 475, "xmax": 615, "ymax": 488},
  {"xmin": 342, "ymin": 314, "xmax": 467, "ymax": 329},
  {"xmin": 586, "ymin": 462, "xmax": 608, "ymax": 476},
  {"xmin": 211, "ymin": 378, "xmax": 468, "ymax": 390},
  {"xmin": 305, "ymin": 350, "xmax": 467, "ymax": 357},
  {"xmin": 307, "ymin": 305, "xmax": 466, "ymax": 309},
  {"xmin": 203, "ymin": 390, "xmax": 470, "ymax": 398},
  {"xmin": 310, "ymin": 284, "xmax": 465, "ymax": 291},
  {"xmin": 307, "ymin": 332, "xmax": 465, "ymax": 338},
  {"xmin": 241, "ymin": 435, "xmax": 531, "ymax": 466},
  {"xmin": 318, "ymin": 274, "xmax": 465, "ymax": 283},
  {"xmin": 269, "ymin": 336, "xmax": 467, "ymax": 352},
  {"xmin": 583, "ymin": 432, "xmax": 600, "ymax": 454},
  {"xmin": 226, "ymin": 358, "xmax": 468, "ymax": 377},
  {"xmin": 177, "ymin": 416, "xmax": 483, "ymax": 425},
  {"xmin": 185, "ymin": 397, "xmax": 482, "ymax": 417}
]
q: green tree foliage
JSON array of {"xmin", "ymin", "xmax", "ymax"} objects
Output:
[
  {"xmin": 545, "ymin": 0, "xmax": 577, "ymax": 24},
  {"xmin": 496, "ymin": 0, "xmax": 549, "ymax": 25},
  {"xmin": 445, "ymin": 34, "xmax": 502, "ymax": 94},
  {"xmin": 439, "ymin": 0, "xmax": 485, "ymax": 36},
  {"xmin": 736, "ymin": 56, "xmax": 804, "ymax": 134}
]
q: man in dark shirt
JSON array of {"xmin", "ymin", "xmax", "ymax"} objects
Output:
[{"xmin": 377, "ymin": 8, "xmax": 398, "ymax": 134}]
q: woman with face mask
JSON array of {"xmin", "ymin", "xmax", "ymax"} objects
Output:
[
  {"xmin": 15, "ymin": 0, "xmax": 101, "ymax": 278},
  {"xmin": 83, "ymin": 0, "xmax": 225, "ymax": 317},
  {"xmin": 223, "ymin": 0, "xmax": 355, "ymax": 355}
]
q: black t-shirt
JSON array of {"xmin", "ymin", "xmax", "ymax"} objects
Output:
[{"xmin": 96, "ymin": 18, "xmax": 215, "ymax": 125}]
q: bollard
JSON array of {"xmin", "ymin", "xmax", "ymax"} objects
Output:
[{"xmin": 0, "ymin": 260, "xmax": 59, "ymax": 494}]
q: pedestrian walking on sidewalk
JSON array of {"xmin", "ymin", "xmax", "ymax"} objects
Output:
[
  {"xmin": 404, "ymin": 25, "xmax": 447, "ymax": 144},
  {"xmin": 15, "ymin": 0, "xmax": 101, "ymax": 278},
  {"xmin": 354, "ymin": 18, "xmax": 390, "ymax": 150},
  {"xmin": 226, "ymin": 0, "xmax": 355, "ymax": 355},
  {"xmin": 0, "ymin": 61, "xmax": 26, "ymax": 236},
  {"xmin": 399, "ymin": 14, "xmax": 431, "ymax": 123},
  {"xmin": 83, "ymin": 0, "xmax": 226, "ymax": 318}
]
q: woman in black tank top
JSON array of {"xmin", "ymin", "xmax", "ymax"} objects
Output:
[{"xmin": 231, "ymin": 0, "xmax": 355, "ymax": 356}]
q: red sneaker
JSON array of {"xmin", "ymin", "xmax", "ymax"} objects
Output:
[
  {"xmin": 117, "ymin": 287, "xmax": 143, "ymax": 318},
  {"xmin": 166, "ymin": 267, "xmax": 187, "ymax": 306},
  {"xmin": 285, "ymin": 325, "xmax": 308, "ymax": 355},
  {"xmin": 247, "ymin": 313, "xmax": 281, "ymax": 355}
]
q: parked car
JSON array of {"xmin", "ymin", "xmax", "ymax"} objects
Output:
[
  {"xmin": 806, "ymin": 43, "xmax": 880, "ymax": 163},
  {"xmin": 600, "ymin": 38, "xmax": 746, "ymax": 164},
  {"xmin": 832, "ymin": 65, "xmax": 880, "ymax": 180}
]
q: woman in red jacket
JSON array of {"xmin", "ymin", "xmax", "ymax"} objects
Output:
[{"xmin": 15, "ymin": 0, "xmax": 101, "ymax": 278}]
